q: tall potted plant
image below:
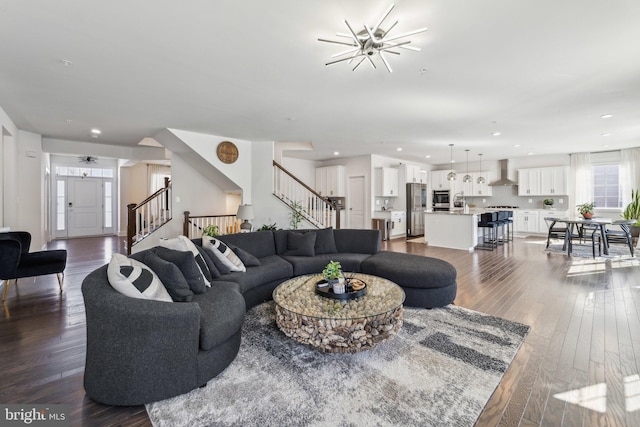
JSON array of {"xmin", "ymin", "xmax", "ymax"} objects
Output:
[{"xmin": 622, "ymin": 189, "xmax": 640, "ymax": 244}]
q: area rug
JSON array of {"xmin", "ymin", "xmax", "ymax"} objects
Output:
[
  {"xmin": 146, "ymin": 302, "xmax": 529, "ymax": 427},
  {"xmin": 543, "ymin": 240, "xmax": 634, "ymax": 259}
]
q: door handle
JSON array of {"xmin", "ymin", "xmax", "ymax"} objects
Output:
[{"xmin": 68, "ymin": 202, "xmax": 73, "ymax": 207}]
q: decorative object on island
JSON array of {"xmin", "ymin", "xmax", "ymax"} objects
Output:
[
  {"xmin": 288, "ymin": 201, "xmax": 304, "ymax": 230},
  {"xmin": 236, "ymin": 204, "xmax": 255, "ymax": 232},
  {"xmin": 216, "ymin": 141, "xmax": 239, "ymax": 164},
  {"xmin": 462, "ymin": 149, "xmax": 472, "ymax": 183},
  {"xmin": 577, "ymin": 202, "xmax": 595, "ymax": 219},
  {"xmin": 476, "ymin": 154, "xmax": 485, "ymax": 184},
  {"xmin": 202, "ymin": 224, "xmax": 219, "ymax": 237},
  {"xmin": 317, "ymin": 4, "xmax": 427, "ymax": 73},
  {"xmin": 543, "ymin": 198, "xmax": 554, "ymax": 209},
  {"xmin": 447, "ymin": 144, "xmax": 457, "ymax": 181}
]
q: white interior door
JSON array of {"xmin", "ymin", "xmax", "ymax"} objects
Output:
[
  {"xmin": 348, "ymin": 176, "xmax": 365, "ymax": 229},
  {"xmin": 68, "ymin": 177, "xmax": 103, "ymax": 237}
]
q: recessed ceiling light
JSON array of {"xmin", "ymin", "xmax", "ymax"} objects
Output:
[
  {"xmin": 333, "ymin": 151, "xmax": 340, "ymax": 155},
  {"xmin": 91, "ymin": 129, "xmax": 101, "ymax": 135},
  {"xmin": 601, "ymin": 133, "xmax": 611, "ymax": 137},
  {"xmin": 492, "ymin": 132, "xmax": 501, "ymax": 136},
  {"xmin": 603, "ymin": 144, "xmax": 609, "ymax": 148},
  {"xmin": 396, "ymin": 148, "xmax": 403, "ymax": 152},
  {"xmin": 425, "ymin": 155, "xmax": 431, "ymax": 159},
  {"xmin": 512, "ymin": 144, "xmax": 520, "ymax": 148},
  {"xmin": 66, "ymin": 119, "xmax": 72, "ymax": 124},
  {"xmin": 450, "ymin": 160, "xmax": 455, "ymax": 163},
  {"xmin": 601, "ymin": 114, "xmax": 613, "ymax": 119},
  {"xmin": 527, "ymin": 152, "xmax": 534, "ymax": 156},
  {"xmin": 61, "ymin": 59, "xmax": 72, "ymax": 67}
]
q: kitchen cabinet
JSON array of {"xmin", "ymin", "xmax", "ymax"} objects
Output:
[
  {"xmin": 375, "ymin": 167, "xmax": 399, "ymax": 197},
  {"xmin": 518, "ymin": 167, "xmax": 568, "ymax": 196},
  {"xmin": 431, "ymin": 170, "xmax": 454, "ymax": 190},
  {"xmin": 515, "ymin": 210, "xmax": 539, "ymax": 233},
  {"xmin": 459, "ymin": 172, "xmax": 492, "ymax": 197},
  {"xmin": 539, "ymin": 166, "xmax": 568, "ymax": 195},
  {"xmin": 390, "ymin": 210, "xmax": 406, "ymax": 238},
  {"xmin": 518, "ymin": 169, "xmax": 541, "ymax": 196},
  {"xmin": 401, "ymin": 164, "xmax": 425, "ymax": 183},
  {"xmin": 315, "ymin": 165, "xmax": 345, "ymax": 197}
]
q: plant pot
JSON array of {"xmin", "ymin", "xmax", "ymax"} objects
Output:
[
  {"xmin": 630, "ymin": 225, "xmax": 640, "ymax": 248},
  {"xmin": 582, "ymin": 213, "xmax": 593, "ymax": 219},
  {"xmin": 332, "ymin": 283, "xmax": 345, "ymax": 294}
]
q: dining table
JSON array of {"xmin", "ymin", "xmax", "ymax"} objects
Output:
[{"xmin": 544, "ymin": 216, "xmax": 613, "ymax": 255}]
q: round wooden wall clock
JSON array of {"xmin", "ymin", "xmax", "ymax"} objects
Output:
[{"xmin": 216, "ymin": 141, "xmax": 239, "ymax": 164}]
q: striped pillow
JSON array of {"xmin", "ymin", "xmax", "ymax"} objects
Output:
[
  {"xmin": 107, "ymin": 253, "xmax": 172, "ymax": 302},
  {"xmin": 203, "ymin": 236, "xmax": 246, "ymax": 272},
  {"xmin": 160, "ymin": 236, "xmax": 213, "ymax": 287}
]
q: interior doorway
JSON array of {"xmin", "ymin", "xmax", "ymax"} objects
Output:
[{"xmin": 348, "ymin": 175, "xmax": 365, "ymax": 229}]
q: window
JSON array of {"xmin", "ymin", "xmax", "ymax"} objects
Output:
[
  {"xmin": 104, "ymin": 181, "xmax": 113, "ymax": 228},
  {"xmin": 56, "ymin": 180, "xmax": 65, "ymax": 231},
  {"xmin": 592, "ymin": 164, "xmax": 621, "ymax": 208}
]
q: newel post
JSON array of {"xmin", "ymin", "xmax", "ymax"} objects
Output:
[
  {"xmin": 127, "ymin": 203, "xmax": 136, "ymax": 255},
  {"xmin": 183, "ymin": 211, "xmax": 190, "ymax": 237}
]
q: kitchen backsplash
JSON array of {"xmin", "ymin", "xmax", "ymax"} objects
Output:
[{"xmin": 465, "ymin": 186, "xmax": 569, "ymax": 210}]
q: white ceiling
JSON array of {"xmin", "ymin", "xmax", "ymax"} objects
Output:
[{"xmin": 1, "ymin": 0, "xmax": 639, "ymax": 165}]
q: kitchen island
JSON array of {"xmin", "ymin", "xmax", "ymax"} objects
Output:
[{"xmin": 423, "ymin": 211, "xmax": 479, "ymax": 251}]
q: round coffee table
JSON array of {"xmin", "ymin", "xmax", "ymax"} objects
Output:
[{"xmin": 272, "ymin": 273, "xmax": 405, "ymax": 353}]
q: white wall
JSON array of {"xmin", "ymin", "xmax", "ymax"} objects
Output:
[{"xmin": 281, "ymin": 157, "xmax": 317, "ymax": 188}]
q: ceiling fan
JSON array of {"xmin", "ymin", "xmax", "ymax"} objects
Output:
[
  {"xmin": 78, "ymin": 156, "xmax": 98, "ymax": 164},
  {"xmin": 318, "ymin": 4, "xmax": 427, "ymax": 72}
]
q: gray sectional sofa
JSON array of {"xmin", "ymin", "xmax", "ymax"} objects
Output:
[{"xmin": 82, "ymin": 228, "xmax": 457, "ymax": 406}]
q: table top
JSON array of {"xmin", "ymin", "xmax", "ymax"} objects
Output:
[
  {"xmin": 272, "ymin": 273, "xmax": 405, "ymax": 320},
  {"xmin": 543, "ymin": 216, "xmax": 613, "ymax": 225}
]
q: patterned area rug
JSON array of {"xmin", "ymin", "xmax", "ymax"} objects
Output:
[
  {"xmin": 543, "ymin": 240, "xmax": 635, "ymax": 259},
  {"xmin": 146, "ymin": 302, "xmax": 529, "ymax": 427}
]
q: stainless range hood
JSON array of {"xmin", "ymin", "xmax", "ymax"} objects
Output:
[{"xmin": 489, "ymin": 159, "xmax": 518, "ymax": 186}]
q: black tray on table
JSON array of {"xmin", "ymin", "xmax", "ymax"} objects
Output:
[{"xmin": 315, "ymin": 279, "xmax": 367, "ymax": 300}]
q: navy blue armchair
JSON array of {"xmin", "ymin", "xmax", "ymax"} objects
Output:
[{"xmin": 0, "ymin": 231, "xmax": 67, "ymax": 302}]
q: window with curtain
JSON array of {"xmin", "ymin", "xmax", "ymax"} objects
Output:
[
  {"xmin": 147, "ymin": 164, "xmax": 171, "ymax": 194},
  {"xmin": 591, "ymin": 164, "xmax": 621, "ymax": 208}
]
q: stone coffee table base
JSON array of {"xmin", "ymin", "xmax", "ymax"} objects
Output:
[{"xmin": 274, "ymin": 305, "xmax": 403, "ymax": 353}]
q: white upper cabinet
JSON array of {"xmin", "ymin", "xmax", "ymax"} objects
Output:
[
  {"xmin": 430, "ymin": 170, "xmax": 454, "ymax": 190},
  {"xmin": 518, "ymin": 166, "xmax": 568, "ymax": 196},
  {"xmin": 471, "ymin": 171, "xmax": 493, "ymax": 196},
  {"xmin": 315, "ymin": 165, "xmax": 345, "ymax": 197},
  {"xmin": 401, "ymin": 164, "xmax": 424, "ymax": 183},
  {"xmin": 376, "ymin": 167, "xmax": 399, "ymax": 196}
]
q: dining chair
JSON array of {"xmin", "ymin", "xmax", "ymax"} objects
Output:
[
  {"xmin": 0, "ymin": 231, "xmax": 67, "ymax": 302},
  {"xmin": 603, "ymin": 220, "xmax": 635, "ymax": 256}
]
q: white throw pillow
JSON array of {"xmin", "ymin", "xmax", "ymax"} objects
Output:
[
  {"xmin": 107, "ymin": 253, "xmax": 172, "ymax": 302},
  {"xmin": 203, "ymin": 235, "xmax": 246, "ymax": 272},
  {"xmin": 159, "ymin": 235, "xmax": 212, "ymax": 286}
]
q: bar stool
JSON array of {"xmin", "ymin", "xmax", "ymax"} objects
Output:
[{"xmin": 477, "ymin": 212, "xmax": 499, "ymax": 250}]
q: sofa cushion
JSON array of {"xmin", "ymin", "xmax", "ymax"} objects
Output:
[
  {"xmin": 313, "ymin": 228, "xmax": 338, "ymax": 254},
  {"xmin": 228, "ymin": 244, "xmax": 261, "ymax": 267},
  {"xmin": 195, "ymin": 246, "xmax": 221, "ymax": 279},
  {"xmin": 217, "ymin": 231, "xmax": 276, "ymax": 259},
  {"xmin": 203, "ymin": 236, "xmax": 246, "ymax": 272},
  {"xmin": 284, "ymin": 231, "xmax": 316, "ymax": 256},
  {"xmin": 333, "ymin": 229, "xmax": 381, "ymax": 254},
  {"xmin": 151, "ymin": 247, "xmax": 208, "ymax": 294},
  {"xmin": 159, "ymin": 236, "xmax": 213, "ymax": 286},
  {"xmin": 218, "ymin": 255, "xmax": 293, "ymax": 294},
  {"xmin": 107, "ymin": 253, "xmax": 172, "ymax": 302},
  {"xmin": 192, "ymin": 282, "xmax": 246, "ymax": 351},
  {"xmin": 280, "ymin": 253, "xmax": 370, "ymax": 277},
  {"xmin": 130, "ymin": 250, "xmax": 194, "ymax": 302}
]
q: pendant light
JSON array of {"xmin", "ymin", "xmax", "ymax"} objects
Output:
[
  {"xmin": 463, "ymin": 149, "xmax": 472, "ymax": 183},
  {"xmin": 447, "ymin": 144, "xmax": 457, "ymax": 181},
  {"xmin": 477, "ymin": 154, "xmax": 485, "ymax": 184}
]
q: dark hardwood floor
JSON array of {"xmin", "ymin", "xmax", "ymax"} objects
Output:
[{"xmin": 1, "ymin": 235, "xmax": 639, "ymax": 426}]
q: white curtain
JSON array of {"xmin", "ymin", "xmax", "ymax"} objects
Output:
[
  {"xmin": 147, "ymin": 164, "xmax": 171, "ymax": 195},
  {"xmin": 569, "ymin": 152, "xmax": 592, "ymax": 214},
  {"xmin": 620, "ymin": 147, "xmax": 640, "ymax": 207}
]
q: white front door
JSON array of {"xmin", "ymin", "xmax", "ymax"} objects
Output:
[
  {"xmin": 67, "ymin": 177, "xmax": 103, "ymax": 237},
  {"xmin": 348, "ymin": 176, "xmax": 365, "ymax": 229}
]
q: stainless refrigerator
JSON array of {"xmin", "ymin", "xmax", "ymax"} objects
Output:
[{"xmin": 406, "ymin": 183, "xmax": 427, "ymax": 237}]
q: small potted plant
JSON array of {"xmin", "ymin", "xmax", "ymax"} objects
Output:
[
  {"xmin": 322, "ymin": 260, "xmax": 345, "ymax": 293},
  {"xmin": 577, "ymin": 202, "xmax": 595, "ymax": 219},
  {"xmin": 543, "ymin": 198, "xmax": 554, "ymax": 209},
  {"xmin": 202, "ymin": 224, "xmax": 219, "ymax": 237}
]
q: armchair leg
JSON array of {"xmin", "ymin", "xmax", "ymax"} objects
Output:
[
  {"xmin": 2, "ymin": 279, "xmax": 14, "ymax": 303},
  {"xmin": 57, "ymin": 273, "xmax": 64, "ymax": 293}
]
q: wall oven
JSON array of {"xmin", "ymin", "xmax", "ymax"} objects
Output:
[{"xmin": 432, "ymin": 190, "xmax": 450, "ymax": 212}]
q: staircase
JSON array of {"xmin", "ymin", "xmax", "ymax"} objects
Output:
[
  {"xmin": 126, "ymin": 178, "xmax": 172, "ymax": 254},
  {"xmin": 273, "ymin": 161, "xmax": 341, "ymax": 229}
]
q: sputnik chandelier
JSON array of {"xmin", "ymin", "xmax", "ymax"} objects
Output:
[{"xmin": 318, "ymin": 4, "xmax": 427, "ymax": 72}]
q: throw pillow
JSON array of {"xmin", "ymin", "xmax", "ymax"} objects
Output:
[
  {"xmin": 152, "ymin": 247, "xmax": 208, "ymax": 294},
  {"xmin": 202, "ymin": 236, "xmax": 246, "ymax": 272},
  {"xmin": 284, "ymin": 231, "xmax": 316, "ymax": 256},
  {"xmin": 134, "ymin": 251, "xmax": 194, "ymax": 302},
  {"xmin": 159, "ymin": 235, "xmax": 213, "ymax": 286},
  {"xmin": 228, "ymin": 244, "xmax": 261, "ymax": 267},
  {"xmin": 313, "ymin": 228, "xmax": 338, "ymax": 254},
  {"xmin": 195, "ymin": 245, "xmax": 221, "ymax": 279},
  {"xmin": 107, "ymin": 253, "xmax": 172, "ymax": 302},
  {"xmin": 202, "ymin": 246, "xmax": 232, "ymax": 275}
]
